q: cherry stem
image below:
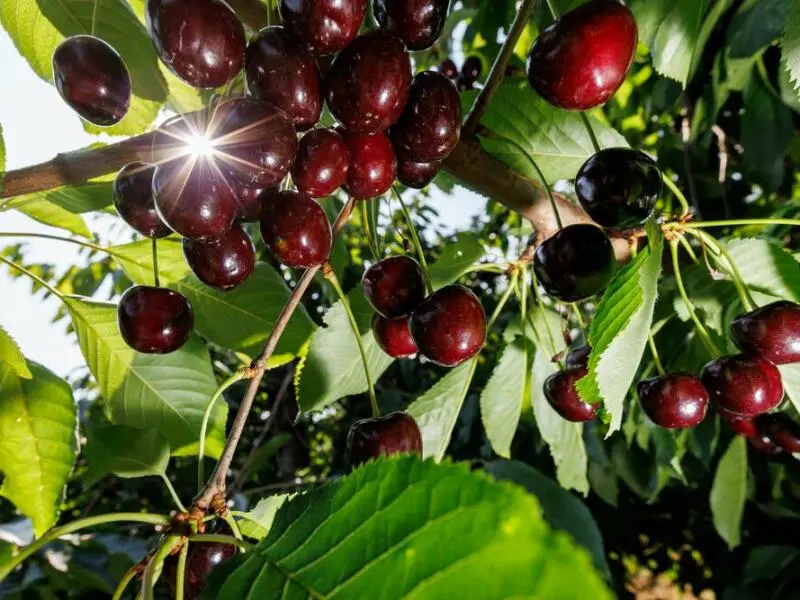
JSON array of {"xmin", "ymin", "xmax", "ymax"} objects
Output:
[
  {"xmin": 90, "ymin": 0, "xmax": 99, "ymax": 36},
  {"xmin": 151, "ymin": 238, "xmax": 160, "ymax": 287},
  {"xmin": 111, "ymin": 564, "xmax": 139, "ymax": 600},
  {"xmin": 661, "ymin": 175, "xmax": 691, "ymax": 218},
  {"xmin": 0, "ymin": 255, "xmax": 64, "ymax": 299},
  {"xmin": 571, "ymin": 302, "xmax": 587, "ymax": 340},
  {"xmin": 679, "ymin": 218, "xmax": 800, "ymax": 229},
  {"xmin": 648, "ymin": 332, "xmax": 666, "ymax": 376},
  {"xmin": 360, "ymin": 201, "xmax": 380, "ymax": 261},
  {"xmin": 175, "ymin": 542, "xmax": 189, "ymax": 600},
  {"xmin": 529, "ymin": 269, "xmax": 561, "ymax": 360},
  {"xmin": 488, "ymin": 272, "xmax": 519, "ymax": 330},
  {"xmin": 0, "ymin": 230, "xmax": 110, "ymax": 254},
  {"xmin": 544, "ymin": 0, "xmax": 561, "ymax": 18},
  {"xmin": 392, "ymin": 185, "xmax": 433, "ymax": 293},
  {"xmin": 160, "ymin": 474, "xmax": 188, "ymax": 513},
  {"xmin": 578, "ymin": 113, "xmax": 602, "ymax": 155},
  {"xmin": 142, "ymin": 534, "xmax": 181, "ymax": 600},
  {"xmin": 222, "ymin": 511, "xmax": 244, "ymax": 541},
  {"xmin": 689, "ymin": 229, "xmax": 757, "ymax": 311},
  {"xmin": 189, "ymin": 533, "xmax": 255, "ymax": 552}
]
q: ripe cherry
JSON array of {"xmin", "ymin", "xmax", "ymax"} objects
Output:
[
  {"xmin": 244, "ymin": 26, "xmax": 322, "ymax": 131},
  {"xmin": 409, "ymin": 285, "xmax": 486, "ymax": 367},
  {"xmin": 118, "ymin": 286, "xmax": 193, "ymax": 353},
  {"xmin": 749, "ymin": 433, "xmax": 784, "ymax": 456},
  {"xmin": 260, "ymin": 190, "xmax": 332, "ymax": 268},
  {"xmin": 146, "ymin": 0, "xmax": 245, "ymax": 88},
  {"xmin": 372, "ymin": 314, "xmax": 418, "ymax": 358},
  {"xmin": 180, "ymin": 536, "xmax": 237, "ymax": 600},
  {"xmin": 325, "ymin": 31, "xmax": 411, "ymax": 133},
  {"xmin": 460, "ymin": 56, "xmax": 481, "ymax": 84},
  {"xmin": 52, "ymin": 35, "xmax": 131, "ymax": 126},
  {"xmin": 182, "ymin": 223, "xmax": 256, "ymax": 290},
  {"xmin": 280, "ymin": 0, "xmax": 366, "ymax": 55},
  {"xmin": 342, "ymin": 131, "xmax": 397, "ymax": 198},
  {"xmin": 718, "ymin": 407, "xmax": 759, "ymax": 438},
  {"xmin": 701, "ymin": 354, "xmax": 784, "ymax": 416},
  {"xmin": 362, "ymin": 256, "xmax": 427, "ymax": 319},
  {"xmin": 373, "ymin": 0, "xmax": 450, "ymax": 51},
  {"xmin": 230, "ymin": 180, "xmax": 271, "ymax": 222},
  {"xmin": 533, "ymin": 224, "xmax": 616, "ymax": 302},
  {"xmin": 397, "ymin": 157, "xmax": 440, "ymax": 189},
  {"xmin": 575, "ymin": 148, "xmax": 662, "ymax": 228},
  {"xmin": 543, "ymin": 366, "xmax": 598, "ymax": 422},
  {"xmin": 347, "ymin": 411, "xmax": 422, "ymax": 467},
  {"xmin": 291, "ymin": 129, "xmax": 350, "ymax": 198},
  {"xmin": 636, "ymin": 373, "xmax": 709, "ymax": 429},
  {"xmin": 438, "ymin": 58, "xmax": 458, "ymax": 79},
  {"xmin": 113, "ymin": 162, "xmax": 170, "ymax": 238},
  {"xmin": 756, "ymin": 413, "xmax": 800, "ymax": 453},
  {"xmin": 565, "ymin": 345, "xmax": 590, "ymax": 369},
  {"xmin": 526, "ymin": 0, "xmax": 637, "ymax": 110},
  {"xmin": 392, "ymin": 71, "xmax": 461, "ymax": 162},
  {"xmin": 730, "ymin": 301, "xmax": 800, "ymax": 365}
]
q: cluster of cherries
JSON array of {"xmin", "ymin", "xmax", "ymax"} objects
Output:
[{"xmin": 437, "ymin": 55, "xmax": 482, "ymax": 91}]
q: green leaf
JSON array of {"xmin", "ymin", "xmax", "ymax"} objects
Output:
[
  {"xmin": 779, "ymin": 363, "xmax": 800, "ymax": 414},
  {"xmin": 742, "ymin": 545, "xmax": 800, "ymax": 584},
  {"xmin": 0, "ymin": 325, "xmax": 32, "ymax": 378},
  {"xmin": 11, "ymin": 199, "xmax": 91, "ymax": 238},
  {"xmin": 6, "ymin": 181, "xmax": 114, "ymax": 215},
  {"xmin": 0, "ymin": 361, "xmax": 77, "ymax": 537},
  {"xmin": 724, "ymin": 238, "xmax": 800, "ymax": 302},
  {"xmin": 237, "ymin": 494, "xmax": 291, "ymax": 541},
  {"xmin": 0, "ymin": 122, "xmax": 5, "ymax": 193},
  {"xmin": 0, "ymin": 0, "xmax": 167, "ymax": 136},
  {"xmin": 577, "ymin": 223, "xmax": 664, "ymax": 434},
  {"xmin": 65, "ymin": 296, "xmax": 227, "ymax": 457},
  {"xmin": 84, "ymin": 424, "xmax": 170, "ymax": 482},
  {"xmin": 428, "ymin": 232, "xmax": 485, "ymax": 289},
  {"xmin": 239, "ymin": 433, "xmax": 291, "ymax": 477},
  {"xmin": 727, "ymin": 0, "xmax": 792, "ymax": 58},
  {"xmin": 710, "ymin": 436, "xmax": 748, "ymax": 550},
  {"xmin": 206, "ymin": 457, "xmax": 612, "ymax": 599},
  {"xmin": 784, "ymin": 0, "xmax": 800, "ymax": 96}
]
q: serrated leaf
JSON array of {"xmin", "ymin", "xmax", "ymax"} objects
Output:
[
  {"xmin": 0, "ymin": 325, "xmax": 32, "ymax": 378},
  {"xmin": 6, "ymin": 181, "xmax": 114, "ymax": 215},
  {"xmin": 724, "ymin": 238, "xmax": 800, "ymax": 302},
  {"xmin": 237, "ymin": 494, "xmax": 291, "ymax": 541},
  {"xmin": 65, "ymin": 296, "xmax": 227, "ymax": 457},
  {"xmin": 710, "ymin": 436, "xmax": 747, "ymax": 549},
  {"xmin": 727, "ymin": 0, "xmax": 791, "ymax": 58},
  {"xmin": 784, "ymin": 0, "xmax": 800, "ymax": 95},
  {"xmin": 84, "ymin": 424, "xmax": 170, "ymax": 481},
  {"xmin": 0, "ymin": 362, "xmax": 77, "ymax": 537},
  {"xmin": 11, "ymin": 199, "xmax": 91, "ymax": 238},
  {"xmin": 205, "ymin": 457, "xmax": 612, "ymax": 599},
  {"xmin": 428, "ymin": 232, "xmax": 485, "ymax": 289}
]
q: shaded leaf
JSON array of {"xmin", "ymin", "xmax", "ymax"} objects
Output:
[
  {"xmin": 710, "ymin": 436, "xmax": 747, "ymax": 549},
  {"xmin": 84, "ymin": 424, "xmax": 170, "ymax": 481},
  {"xmin": 725, "ymin": 238, "xmax": 800, "ymax": 302},
  {"xmin": 11, "ymin": 199, "xmax": 91, "ymax": 238},
  {"xmin": 428, "ymin": 232, "xmax": 485, "ymax": 289},
  {"xmin": 0, "ymin": 325, "xmax": 32, "ymax": 378},
  {"xmin": 784, "ymin": 0, "xmax": 800, "ymax": 95},
  {"xmin": 6, "ymin": 181, "xmax": 114, "ymax": 215},
  {"xmin": 727, "ymin": 0, "xmax": 791, "ymax": 58},
  {"xmin": 742, "ymin": 545, "xmax": 800, "ymax": 584}
]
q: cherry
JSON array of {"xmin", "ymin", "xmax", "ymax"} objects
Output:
[
  {"xmin": 146, "ymin": 0, "xmax": 245, "ymax": 88},
  {"xmin": 291, "ymin": 129, "xmax": 350, "ymax": 198},
  {"xmin": 118, "ymin": 286, "xmax": 193, "ymax": 353},
  {"xmin": 181, "ymin": 538, "xmax": 237, "ymax": 600},
  {"xmin": 409, "ymin": 285, "xmax": 486, "ymax": 367},
  {"xmin": 230, "ymin": 180, "xmax": 271, "ymax": 222},
  {"xmin": 533, "ymin": 224, "xmax": 616, "ymax": 302},
  {"xmin": 182, "ymin": 223, "xmax": 256, "ymax": 290},
  {"xmin": 438, "ymin": 58, "xmax": 458, "ymax": 79},
  {"xmin": 636, "ymin": 373, "xmax": 709, "ymax": 429},
  {"xmin": 749, "ymin": 433, "xmax": 784, "ymax": 456},
  {"xmin": 259, "ymin": 190, "xmax": 332, "ymax": 268},
  {"xmin": 362, "ymin": 256, "xmax": 426, "ymax": 319},
  {"xmin": 719, "ymin": 408, "xmax": 759, "ymax": 437},
  {"xmin": 730, "ymin": 301, "xmax": 800, "ymax": 365},
  {"xmin": 373, "ymin": 0, "xmax": 449, "ymax": 51},
  {"xmin": 701, "ymin": 354, "xmax": 784, "ymax": 416},
  {"xmin": 460, "ymin": 56, "xmax": 481, "ymax": 84},
  {"xmin": 565, "ymin": 345, "xmax": 590, "ymax": 369},
  {"xmin": 52, "ymin": 35, "xmax": 131, "ymax": 126},
  {"xmin": 347, "ymin": 411, "xmax": 422, "ymax": 467},
  {"xmin": 755, "ymin": 413, "xmax": 800, "ymax": 453},
  {"xmin": 280, "ymin": 0, "xmax": 366, "ymax": 55},
  {"xmin": 112, "ymin": 162, "xmax": 170, "ymax": 238},
  {"xmin": 575, "ymin": 148, "xmax": 662, "ymax": 228},
  {"xmin": 372, "ymin": 314, "xmax": 418, "ymax": 358},
  {"xmin": 526, "ymin": 0, "xmax": 637, "ymax": 110},
  {"xmin": 392, "ymin": 71, "xmax": 461, "ymax": 163},
  {"xmin": 342, "ymin": 131, "xmax": 397, "ymax": 198},
  {"xmin": 543, "ymin": 366, "xmax": 598, "ymax": 422},
  {"xmin": 397, "ymin": 157, "xmax": 440, "ymax": 189},
  {"xmin": 244, "ymin": 26, "xmax": 322, "ymax": 131},
  {"xmin": 325, "ymin": 31, "xmax": 412, "ymax": 133}
]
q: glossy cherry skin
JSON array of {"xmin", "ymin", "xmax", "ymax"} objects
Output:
[
  {"xmin": 438, "ymin": 58, "xmax": 458, "ymax": 79},
  {"xmin": 719, "ymin": 408, "xmax": 759, "ymax": 438},
  {"xmin": 182, "ymin": 223, "xmax": 256, "ymax": 290},
  {"xmin": 52, "ymin": 35, "xmax": 131, "ymax": 126},
  {"xmin": 245, "ymin": 26, "xmax": 322, "ymax": 131},
  {"xmin": 291, "ymin": 129, "xmax": 350, "ymax": 197},
  {"xmin": 280, "ymin": 0, "xmax": 366, "ymax": 55},
  {"xmin": 373, "ymin": 0, "xmax": 450, "ymax": 51},
  {"xmin": 565, "ymin": 345, "xmax": 590, "ymax": 369},
  {"xmin": 701, "ymin": 354, "xmax": 784, "ymax": 416},
  {"xmin": 637, "ymin": 373, "xmax": 709, "ymax": 429},
  {"xmin": 460, "ymin": 56, "xmax": 481, "ymax": 84},
  {"xmin": 347, "ymin": 411, "xmax": 422, "ymax": 467},
  {"xmin": 749, "ymin": 433, "xmax": 784, "ymax": 456},
  {"xmin": 230, "ymin": 180, "xmax": 271, "ymax": 222},
  {"xmin": 260, "ymin": 190, "xmax": 332, "ymax": 268},
  {"xmin": 409, "ymin": 285, "xmax": 486, "ymax": 367},
  {"xmin": 756, "ymin": 413, "xmax": 800, "ymax": 453},
  {"xmin": 397, "ymin": 157, "xmax": 440, "ymax": 189},
  {"xmin": 183, "ymin": 539, "xmax": 237, "ymax": 600},
  {"xmin": 575, "ymin": 148, "xmax": 662, "ymax": 228},
  {"xmin": 543, "ymin": 366, "xmax": 598, "ymax": 422},
  {"xmin": 533, "ymin": 224, "xmax": 616, "ymax": 302},
  {"xmin": 113, "ymin": 162, "xmax": 170, "ymax": 238},
  {"xmin": 526, "ymin": 0, "xmax": 637, "ymax": 110},
  {"xmin": 372, "ymin": 314, "xmax": 418, "ymax": 358},
  {"xmin": 730, "ymin": 301, "xmax": 800, "ymax": 365},
  {"xmin": 362, "ymin": 256, "xmax": 427, "ymax": 319},
  {"xmin": 342, "ymin": 131, "xmax": 398, "ymax": 198},
  {"xmin": 118, "ymin": 286, "xmax": 193, "ymax": 354},
  {"xmin": 146, "ymin": 0, "xmax": 245, "ymax": 88},
  {"xmin": 325, "ymin": 31, "xmax": 412, "ymax": 133},
  {"xmin": 392, "ymin": 71, "xmax": 461, "ymax": 162}
]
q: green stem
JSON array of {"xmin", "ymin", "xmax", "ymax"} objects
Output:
[
  {"xmin": 90, "ymin": 0, "xmax": 99, "ymax": 35},
  {"xmin": 175, "ymin": 543, "xmax": 189, "ymax": 600},
  {"xmin": 571, "ymin": 302, "xmax": 587, "ymax": 340},
  {"xmin": 189, "ymin": 534, "xmax": 255, "ymax": 552},
  {"xmin": 579, "ymin": 113, "xmax": 602, "ymax": 154},
  {"xmin": 689, "ymin": 230, "xmax": 757, "ymax": 311},
  {"xmin": 151, "ymin": 238, "xmax": 160, "ymax": 288},
  {"xmin": 679, "ymin": 218, "xmax": 800, "ymax": 229},
  {"xmin": 662, "ymin": 175, "xmax": 691, "ymax": 218},
  {"xmin": 222, "ymin": 512, "xmax": 243, "ymax": 541},
  {"xmin": 670, "ymin": 240, "xmax": 720, "ymax": 357},
  {"xmin": 360, "ymin": 201, "xmax": 380, "ymax": 261},
  {"xmin": 0, "ymin": 255, "xmax": 64, "ymax": 299},
  {"xmin": 648, "ymin": 333, "xmax": 666, "ymax": 376},
  {"xmin": 488, "ymin": 273, "xmax": 519, "ymax": 330},
  {"xmin": 112, "ymin": 564, "xmax": 139, "ymax": 600},
  {"xmin": 392, "ymin": 186, "xmax": 433, "ymax": 293},
  {"xmin": 544, "ymin": 0, "xmax": 560, "ymax": 18},
  {"xmin": 160, "ymin": 474, "xmax": 188, "ymax": 513},
  {"xmin": 0, "ymin": 231, "xmax": 110, "ymax": 254},
  {"xmin": 141, "ymin": 535, "xmax": 181, "ymax": 600},
  {"xmin": 529, "ymin": 270, "xmax": 561, "ymax": 360},
  {"xmin": 677, "ymin": 235, "xmax": 699, "ymax": 264}
]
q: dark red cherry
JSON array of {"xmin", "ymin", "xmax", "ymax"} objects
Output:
[
  {"xmin": 230, "ymin": 180, "xmax": 272, "ymax": 222},
  {"xmin": 372, "ymin": 314, "xmax": 418, "ymax": 358},
  {"xmin": 347, "ymin": 411, "xmax": 422, "ymax": 467},
  {"xmin": 291, "ymin": 129, "xmax": 350, "ymax": 197},
  {"xmin": 565, "ymin": 345, "xmax": 590, "ymax": 369},
  {"xmin": 325, "ymin": 31, "xmax": 412, "ymax": 133},
  {"xmin": 259, "ymin": 190, "xmax": 332, "ymax": 268},
  {"xmin": 438, "ymin": 58, "xmax": 458, "ymax": 79},
  {"xmin": 543, "ymin": 366, "xmax": 598, "ymax": 422},
  {"xmin": 279, "ymin": 0, "xmax": 366, "ymax": 55},
  {"xmin": 182, "ymin": 223, "xmax": 255, "ymax": 290},
  {"xmin": 146, "ymin": 0, "xmax": 244, "ymax": 89},
  {"xmin": 756, "ymin": 413, "xmax": 800, "ymax": 453},
  {"xmin": 575, "ymin": 148, "xmax": 662, "ymax": 228},
  {"xmin": 718, "ymin": 407, "xmax": 758, "ymax": 437},
  {"xmin": 52, "ymin": 35, "xmax": 131, "ymax": 126},
  {"xmin": 730, "ymin": 301, "xmax": 800, "ymax": 365},
  {"xmin": 701, "ymin": 354, "xmax": 784, "ymax": 416},
  {"xmin": 409, "ymin": 285, "xmax": 486, "ymax": 367},
  {"xmin": 749, "ymin": 433, "xmax": 784, "ymax": 456},
  {"xmin": 397, "ymin": 157, "xmax": 440, "ymax": 189},
  {"xmin": 637, "ymin": 373, "xmax": 709, "ymax": 429},
  {"xmin": 118, "ymin": 286, "xmax": 193, "ymax": 353},
  {"xmin": 392, "ymin": 71, "xmax": 461, "ymax": 162},
  {"xmin": 533, "ymin": 224, "xmax": 616, "ymax": 302},
  {"xmin": 113, "ymin": 162, "xmax": 170, "ymax": 238},
  {"xmin": 244, "ymin": 26, "xmax": 322, "ymax": 131},
  {"xmin": 460, "ymin": 56, "xmax": 481, "ymax": 84},
  {"xmin": 373, "ymin": 0, "xmax": 450, "ymax": 51},
  {"xmin": 362, "ymin": 256, "xmax": 426, "ymax": 319},
  {"xmin": 342, "ymin": 131, "xmax": 397, "ymax": 198},
  {"xmin": 526, "ymin": 0, "xmax": 637, "ymax": 110},
  {"xmin": 183, "ymin": 539, "xmax": 237, "ymax": 599}
]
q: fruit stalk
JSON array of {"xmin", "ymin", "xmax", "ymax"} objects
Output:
[{"xmin": 392, "ymin": 185, "xmax": 433, "ymax": 293}]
